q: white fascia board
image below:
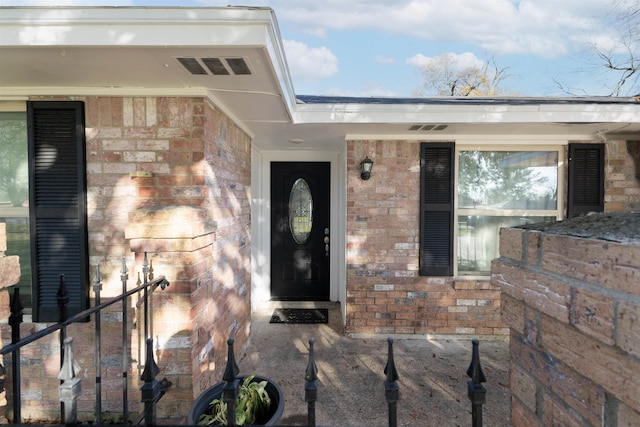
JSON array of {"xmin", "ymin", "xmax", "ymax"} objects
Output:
[
  {"xmin": 293, "ymin": 101, "xmax": 640, "ymax": 125},
  {"xmin": 0, "ymin": 7, "xmax": 277, "ymax": 47},
  {"xmin": 262, "ymin": 16, "xmax": 297, "ymax": 122},
  {"xmin": 344, "ymin": 134, "xmax": 600, "ymax": 143}
]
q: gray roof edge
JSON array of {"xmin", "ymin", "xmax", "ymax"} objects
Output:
[{"xmin": 296, "ymin": 95, "xmax": 640, "ymax": 106}]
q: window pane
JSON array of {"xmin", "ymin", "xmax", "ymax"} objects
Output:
[
  {"xmin": 0, "ymin": 112, "xmax": 31, "ymax": 307},
  {"xmin": 289, "ymin": 178, "xmax": 313, "ymax": 244},
  {"xmin": 458, "ymin": 216, "xmax": 555, "ymax": 273},
  {"xmin": 458, "ymin": 151, "xmax": 558, "ymax": 210}
]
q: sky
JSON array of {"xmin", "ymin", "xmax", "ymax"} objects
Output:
[{"xmin": 2, "ymin": 0, "xmax": 634, "ymax": 97}]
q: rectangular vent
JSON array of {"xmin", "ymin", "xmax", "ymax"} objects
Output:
[
  {"xmin": 177, "ymin": 57, "xmax": 207, "ymax": 75},
  {"xmin": 226, "ymin": 58, "xmax": 251, "ymax": 75},
  {"xmin": 202, "ymin": 58, "xmax": 230, "ymax": 75},
  {"xmin": 177, "ymin": 57, "xmax": 252, "ymax": 76},
  {"xmin": 408, "ymin": 124, "xmax": 449, "ymax": 131}
]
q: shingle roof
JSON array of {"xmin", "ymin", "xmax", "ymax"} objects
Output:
[{"xmin": 296, "ymin": 95, "xmax": 640, "ymax": 105}]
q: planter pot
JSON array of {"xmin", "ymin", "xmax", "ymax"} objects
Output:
[{"xmin": 188, "ymin": 375, "xmax": 285, "ymax": 426}]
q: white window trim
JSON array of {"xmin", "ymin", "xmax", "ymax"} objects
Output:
[{"xmin": 453, "ymin": 143, "xmax": 566, "ymax": 278}]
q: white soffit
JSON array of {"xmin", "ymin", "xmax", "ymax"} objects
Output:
[{"xmin": 0, "ymin": 6, "xmax": 296, "ymax": 124}]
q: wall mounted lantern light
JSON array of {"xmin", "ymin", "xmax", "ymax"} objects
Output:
[{"xmin": 360, "ymin": 156, "xmax": 374, "ymax": 180}]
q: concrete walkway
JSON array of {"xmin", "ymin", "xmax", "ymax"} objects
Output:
[{"xmin": 235, "ymin": 302, "xmax": 511, "ymax": 427}]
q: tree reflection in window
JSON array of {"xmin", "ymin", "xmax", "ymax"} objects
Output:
[
  {"xmin": 458, "ymin": 151, "xmax": 558, "ymax": 210},
  {"xmin": 457, "ymin": 150, "xmax": 559, "ymax": 273},
  {"xmin": 0, "ymin": 113, "xmax": 28, "ymax": 206}
]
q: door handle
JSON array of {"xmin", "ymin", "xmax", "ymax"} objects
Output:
[{"xmin": 324, "ymin": 228, "xmax": 329, "ymax": 256}]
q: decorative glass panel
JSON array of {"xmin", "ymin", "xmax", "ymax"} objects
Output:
[{"xmin": 289, "ymin": 178, "xmax": 313, "ymax": 244}]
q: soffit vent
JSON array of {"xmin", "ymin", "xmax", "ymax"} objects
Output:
[
  {"xmin": 177, "ymin": 57, "xmax": 207, "ymax": 75},
  {"xmin": 201, "ymin": 58, "xmax": 229, "ymax": 75},
  {"xmin": 177, "ymin": 57, "xmax": 252, "ymax": 76},
  {"xmin": 226, "ymin": 58, "xmax": 252, "ymax": 75},
  {"xmin": 409, "ymin": 124, "xmax": 449, "ymax": 131}
]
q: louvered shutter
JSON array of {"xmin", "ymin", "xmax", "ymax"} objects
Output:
[
  {"xmin": 27, "ymin": 101, "xmax": 89, "ymax": 322},
  {"xmin": 567, "ymin": 143, "xmax": 604, "ymax": 218},
  {"xmin": 420, "ymin": 142, "xmax": 454, "ymax": 276}
]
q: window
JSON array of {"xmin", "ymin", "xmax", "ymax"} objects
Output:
[
  {"xmin": 457, "ymin": 149, "xmax": 560, "ymax": 274},
  {"xmin": 0, "ymin": 109, "xmax": 32, "ymax": 306},
  {"xmin": 421, "ymin": 142, "xmax": 603, "ymax": 276},
  {"xmin": 0, "ymin": 102, "xmax": 89, "ymax": 321}
]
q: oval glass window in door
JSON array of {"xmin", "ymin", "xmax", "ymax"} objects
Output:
[{"xmin": 289, "ymin": 178, "xmax": 313, "ymax": 244}]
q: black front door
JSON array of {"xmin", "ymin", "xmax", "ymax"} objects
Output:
[{"xmin": 271, "ymin": 162, "xmax": 330, "ymax": 300}]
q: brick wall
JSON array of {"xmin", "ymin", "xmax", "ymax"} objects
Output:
[
  {"xmin": 346, "ymin": 140, "xmax": 505, "ymax": 336},
  {"xmin": 345, "ymin": 138, "xmax": 640, "ymax": 337},
  {"xmin": 494, "ymin": 226, "xmax": 640, "ymax": 426},
  {"xmin": 605, "ymin": 140, "xmax": 640, "ymax": 212},
  {"xmin": 0, "ymin": 96, "xmax": 252, "ymax": 422}
]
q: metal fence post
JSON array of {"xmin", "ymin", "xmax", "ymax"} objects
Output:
[
  {"xmin": 140, "ymin": 338, "xmax": 160, "ymax": 426},
  {"xmin": 467, "ymin": 339, "xmax": 487, "ymax": 427},
  {"xmin": 384, "ymin": 337, "xmax": 399, "ymax": 427},
  {"xmin": 120, "ymin": 257, "xmax": 129, "ymax": 423},
  {"xmin": 142, "ymin": 252, "xmax": 150, "ymax": 341},
  {"xmin": 305, "ymin": 337, "xmax": 318, "ymax": 427},
  {"xmin": 57, "ymin": 274, "xmax": 69, "ymax": 422},
  {"xmin": 222, "ymin": 338, "xmax": 240, "ymax": 427},
  {"xmin": 92, "ymin": 266, "xmax": 102, "ymax": 425},
  {"xmin": 58, "ymin": 337, "xmax": 81, "ymax": 427},
  {"xmin": 9, "ymin": 287, "xmax": 23, "ymax": 423}
]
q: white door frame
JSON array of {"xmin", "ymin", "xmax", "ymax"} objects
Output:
[{"xmin": 251, "ymin": 147, "xmax": 347, "ymax": 321}]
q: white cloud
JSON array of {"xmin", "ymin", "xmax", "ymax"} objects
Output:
[
  {"xmin": 262, "ymin": 0, "xmax": 613, "ymax": 58},
  {"xmin": 7, "ymin": 0, "xmax": 615, "ymax": 59},
  {"xmin": 283, "ymin": 39, "xmax": 339, "ymax": 82},
  {"xmin": 375, "ymin": 55, "xmax": 396, "ymax": 65},
  {"xmin": 407, "ymin": 52, "xmax": 485, "ymax": 70}
]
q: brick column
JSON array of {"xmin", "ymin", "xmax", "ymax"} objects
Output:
[
  {"xmin": 125, "ymin": 205, "xmax": 216, "ymax": 417},
  {"xmin": 493, "ymin": 225, "xmax": 640, "ymax": 426}
]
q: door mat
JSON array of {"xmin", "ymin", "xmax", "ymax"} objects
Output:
[{"xmin": 269, "ymin": 308, "xmax": 329, "ymax": 324}]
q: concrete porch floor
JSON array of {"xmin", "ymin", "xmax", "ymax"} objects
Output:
[{"xmin": 234, "ymin": 301, "xmax": 511, "ymax": 427}]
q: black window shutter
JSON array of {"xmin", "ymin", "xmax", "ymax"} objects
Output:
[
  {"xmin": 567, "ymin": 143, "xmax": 604, "ymax": 218},
  {"xmin": 420, "ymin": 142, "xmax": 454, "ymax": 276},
  {"xmin": 27, "ymin": 101, "xmax": 89, "ymax": 322}
]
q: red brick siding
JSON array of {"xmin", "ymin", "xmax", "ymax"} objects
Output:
[
  {"xmin": 0, "ymin": 96, "xmax": 251, "ymax": 422},
  {"xmin": 605, "ymin": 140, "xmax": 640, "ymax": 212},
  {"xmin": 495, "ymin": 229, "xmax": 640, "ymax": 426},
  {"xmin": 346, "ymin": 138, "xmax": 640, "ymax": 337},
  {"xmin": 346, "ymin": 140, "xmax": 506, "ymax": 335}
]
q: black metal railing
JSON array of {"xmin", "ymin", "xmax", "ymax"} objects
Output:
[
  {"xmin": 0, "ymin": 253, "xmax": 170, "ymax": 425},
  {"xmin": 0, "ymin": 250, "xmax": 490, "ymax": 427},
  {"xmin": 216, "ymin": 336, "xmax": 488, "ymax": 427}
]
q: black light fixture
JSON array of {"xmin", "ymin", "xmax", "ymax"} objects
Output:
[{"xmin": 360, "ymin": 156, "xmax": 374, "ymax": 180}]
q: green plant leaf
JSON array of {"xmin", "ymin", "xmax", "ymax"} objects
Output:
[{"xmin": 197, "ymin": 374, "xmax": 272, "ymax": 425}]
